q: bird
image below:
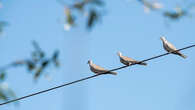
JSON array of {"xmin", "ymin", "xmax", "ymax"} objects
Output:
[
  {"xmin": 87, "ymin": 60, "xmax": 117, "ymax": 75},
  {"xmin": 160, "ymin": 36, "xmax": 187, "ymax": 59},
  {"xmin": 117, "ymin": 52, "xmax": 147, "ymax": 66}
]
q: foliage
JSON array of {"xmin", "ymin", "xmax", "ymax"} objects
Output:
[
  {"xmin": 138, "ymin": 0, "xmax": 195, "ymax": 21},
  {"xmin": 0, "ymin": 72, "xmax": 17, "ymax": 104},
  {"xmin": 0, "ymin": 41, "xmax": 60, "ymax": 102},
  {"xmin": 0, "ymin": 21, "xmax": 9, "ymax": 34},
  {"xmin": 58, "ymin": 0, "xmax": 104, "ymax": 30},
  {"xmin": 10, "ymin": 41, "xmax": 60, "ymax": 80}
]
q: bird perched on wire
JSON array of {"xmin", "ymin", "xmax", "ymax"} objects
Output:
[
  {"xmin": 87, "ymin": 60, "xmax": 117, "ymax": 75},
  {"xmin": 117, "ymin": 51, "xmax": 147, "ymax": 66},
  {"xmin": 160, "ymin": 36, "xmax": 187, "ymax": 59}
]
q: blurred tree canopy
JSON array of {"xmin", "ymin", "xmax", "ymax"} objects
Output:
[
  {"xmin": 0, "ymin": 21, "xmax": 8, "ymax": 35},
  {"xmin": 58, "ymin": 0, "xmax": 105, "ymax": 30},
  {"xmin": 0, "ymin": 41, "xmax": 60, "ymax": 103},
  {"xmin": 60, "ymin": 0, "xmax": 195, "ymax": 30}
]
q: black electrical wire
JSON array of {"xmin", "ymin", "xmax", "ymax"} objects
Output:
[{"xmin": 0, "ymin": 44, "xmax": 194, "ymax": 106}]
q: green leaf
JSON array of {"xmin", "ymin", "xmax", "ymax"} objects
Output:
[
  {"xmin": 87, "ymin": 9, "xmax": 98, "ymax": 29},
  {"xmin": 34, "ymin": 67, "xmax": 43, "ymax": 79},
  {"xmin": 65, "ymin": 8, "xmax": 75, "ymax": 25},
  {"xmin": 0, "ymin": 21, "xmax": 9, "ymax": 34},
  {"xmin": 53, "ymin": 60, "xmax": 60, "ymax": 67},
  {"xmin": 52, "ymin": 50, "xmax": 60, "ymax": 67},
  {"xmin": 0, "ymin": 73, "xmax": 6, "ymax": 81},
  {"xmin": 26, "ymin": 60, "xmax": 36, "ymax": 71},
  {"xmin": 0, "ymin": 91, "xmax": 8, "ymax": 101},
  {"xmin": 41, "ymin": 60, "xmax": 49, "ymax": 68},
  {"xmin": 52, "ymin": 50, "xmax": 59, "ymax": 60},
  {"xmin": 0, "ymin": 21, "xmax": 9, "ymax": 27},
  {"xmin": 0, "ymin": 83, "xmax": 17, "ymax": 102},
  {"xmin": 34, "ymin": 60, "xmax": 49, "ymax": 80},
  {"xmin": 73, "ymin": 2, "xmax": 85, "ymax": 11},
  {"xmin": 163, "ymin": 9, "xmax": 186, "ymax": 20},
  {"xmin": 32, "ymin": 41, "xmax": 45, "ymax": 59},
  {"xmin": 89, "ymin": 0, "xmax": 104, "ymax": 6}
]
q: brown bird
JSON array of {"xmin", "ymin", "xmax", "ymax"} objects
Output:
[
  {"xmin": 117, "ymin": 51, "xmax": 147, "ymax": 66},
  {"xmin": 160, "ymin": 36, "xmax": 187, "ymax": 59},
  {"xmin": 87, "ymin": 60, "xmax": 117, "ymax": 75}
]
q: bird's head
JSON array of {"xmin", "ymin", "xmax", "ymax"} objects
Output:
[
  {"xmin": 87, "ymin": 60, "xmax": 92, "ymax": 64},
  {"xmin": 117, "ymin": 51, "xmax": 122, "ymax": 57},
  {"xmin": 160, "ymin": 36, "xmax": 166, "ymax": 42}
]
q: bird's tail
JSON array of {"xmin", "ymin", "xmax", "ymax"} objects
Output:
[
  {"xmin": 139, "ymin": 62, "xmax": 147, "ymax": 66},
  {"xmin": 110, "ymin": 71, "xmax": 117, "ymax": 75},
  {"xmin": 177, "ymin": 52, "xmax": 187, "ymax": 59}
]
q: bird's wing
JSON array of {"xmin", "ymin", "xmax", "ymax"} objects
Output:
[
  {"xmin": 121, "ymin": 56, "xmax": 137, "ymax": 62},
  {"xmin": 166, "ymin": 41, "xmax": 177, "ymax": 51},
  {"xmin": 92, "ymin": 64, "xmax": 109, "ymax": 72}
]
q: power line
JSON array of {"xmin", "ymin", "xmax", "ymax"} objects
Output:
[{"xmin": 0, "ymin": 44, "xmax": 195, "ymax": 106}]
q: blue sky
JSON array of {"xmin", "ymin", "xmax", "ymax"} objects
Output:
[{"xmin": 0, "ymin": 0, "xmax": 195, "ymax": 110}]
